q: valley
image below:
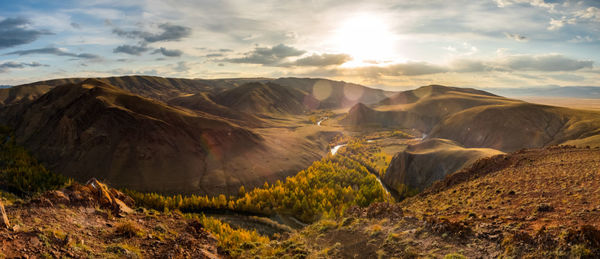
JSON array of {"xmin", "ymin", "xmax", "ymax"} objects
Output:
[{"xmin": 1, "ymin": 76, "xmax": 600, "ymax": 258}]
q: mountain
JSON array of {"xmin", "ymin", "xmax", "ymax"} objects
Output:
[
  {"xmin": 343, "ymin": 85, "xmax": 600, "ymax": 151},
  {"xmin": 429, "ymin": 102, "xmax": 600, "ymax": 151},
  {"xmin": 167, "ymin": 92, "xmax": 264, "ymax": 127},
  {"xmin": 0, "ymin": 79, "xmax": 265, "ymax": 194},
  {"xmin": 5, "ymin": 76, "xmax": 393, "ymax": 111},
  {"xmin": 383, "ymin": 138, "xmax": 503, "ymax": 195},
  {"xmin": 343, "ymin": 85, "xmax": 516, "ymax": 132},
  {"xmin": 2, "ymin": 76, "xmax": 237, "ymax": 103},
  {"xmin": 0, "ymin": 84, "xmax": 54, "ymax": 105},
  {"xmin": 341, "ymin": 102, "xmax": 435, "ymax": 129},
  {"xmin": 214, "ymin": 82, "xmax": 311, "ymax": 115},
  {"xmin": 378, "ymin": 84, "xmax": 499, "ymax": 106},
  {"xmin": 272, "ymin": 77, "xmax": 394, "ymax": 109}
]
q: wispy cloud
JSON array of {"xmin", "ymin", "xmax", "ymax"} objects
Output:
[
  {"xmin": 152, "ymin": 47, "xmax": 183, "ymax": 57},
  {"xmin": 0, "ymin": 17, "xmax": 52, "ymax": 49},
  {"xmin": 504, "ymin": 32, "xmax": 528, "ymax": 42},
  {"xmin": 112, "ymin": 23, "xmax": 192, "ymax": 43},
  {"xmin": 0, "ymin": 61, "xmax": 46, "ymax": 73},
  {"xmin": 4, "ymin": 47, "xmax": 99, "ymax": 59},
  {"xmin": 223, "ymin": 44, "xmax": 305, "ymax": 65},
  {"xmin": 113, "ymin": 44, "xmax": 150, "ymax": 55}
]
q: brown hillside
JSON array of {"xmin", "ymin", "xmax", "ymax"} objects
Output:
[
  {"xmin": 383, "ymin": 138, "xmax": 503, "ymax": 194},
  {"xmin": 430, "ymin": 102, "xmax": 600, "ymax": 152},
  {"xmin": 5, "ymin": 76, "xmax": 233, "ymax": 103},
  {"xmin": 0, "ymin": 84, "xmax": 53, "ymax": 105},
  {"xmin": 0, "ymin": 79, "xmax": 264, "ymax": 194},
  {"xmin": 403, "ymin": 146, "xmax": 600, "ymax": 236},
  {"xmin": 341, "ymin": 103, "xmax": 435, "ymax": 130},
  {"xmin": 344, "ymin": 85, "xmax": 600, "ymax": 151},
  {"xmin": 272, "ymin": 77, "xmax": 395, "ymax": 109},
  {"xmin": 214, "ymin": 82, "xmax": 311, "ymax": 114},
  {"xmin": 344, "ymin": 85, "xmax": 515, "ymax": 132},
  {"xmin": 167, "ymin": 92, "xmax": 264, "ymax": 127},
  {"xmin": 378, "ymin": 84, "xmax": 499, "ymax": 106}
]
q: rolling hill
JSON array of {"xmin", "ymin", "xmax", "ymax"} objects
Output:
[
  {"xmin": 167, "ymin": 92, "xmax": 264, "ymax": 127},
  {"xmin": 343, "ymin": 85, "xmax": 600, "ymax": 151},
  {"xmin": 0, "ymin": 79, "xmax": 265, "ymax": 194},
  {"xmin": 383, "ymin": 138, "xmax": 503, "ymax": 195},
  {"xmin": 3, "ymin": 76, "xmax": 393, "ymax": 111},
  {"xmin": 213, "ymin": 82, "xmax": 311, "ymax": 115}
]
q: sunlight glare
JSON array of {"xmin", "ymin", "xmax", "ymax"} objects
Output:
[{"xmin": 331, "ymin": 14, "xmax": 397, "ymax": 65}]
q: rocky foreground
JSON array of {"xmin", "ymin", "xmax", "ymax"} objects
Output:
[{"xmin": 0, "ymin": 179, "xmax": 220, "ymax": 258}]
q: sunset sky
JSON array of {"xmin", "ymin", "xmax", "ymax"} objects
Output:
[{"xmin": 0, "ymin": 0, "xmax": 598, "ymax": 89}]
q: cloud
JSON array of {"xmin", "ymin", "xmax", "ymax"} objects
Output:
[
  {"xmin": 4, "ymin": 47, "xmax": 99, "ymax": 59},
  {"xmin": 113, "ymin": 44, "xmax": 150, "ymax": 55},
  {"xmin": 501, "ymin": 54, "xmax": 593, "ymax": 71},
  {"xmin": 174, "ymin": 61, "xmax": 190, "ymax": 72},
  {"xmin": 223, "ymin": 44, "xmax": 305, "ymax": 65},
  {"xmin": 0, "ymin": 17, "xmax": 51, "ymax": 49},
  {"xmin": 504, "ymin": 32, "xmax": 528, "ymax": 42},
  {"xmin": 547, "ymin": 16, "xmax": 576, "ymax": 30},
  {"xmin": 338, "ymin": 62, "xmax": 449, "ymax": 78},
  {"xmin": 152, "ymin": 47, "xmax": 183, "ymax": 57},
  {"xmin": 451, "ymin": 54, "xmax": 593, "ymax": 72},
  {"xmin": 575, "ymin": 7, "xmax": 600, "ymax": 22},
  {"xmin": 112, "ymin": 23, "xmax": 191, "ymax": 43},
  {"xmin": 70, "ymin": 22, "xmax": 81, "ymax": 29},
  {"xmin": 283, "ymin": 53, "xmax": 352, "ymax": 67},
  {"xmin": 0, "ymin": 61, "xmax": 46, "ymax": 73},
  {"xmin": 327, "ymin": 53, "xmax": 594, "ymax": 79},
  {"xmin": 205, "ymin": 53, "xmax": 223, "ymax": 58},
  {"xmin": 568, "ymin": 35, "xmax": 594, "ymax": 43},
  {"xmin": 494, "ymin": 0, "xmax": 556, "ymax": 11}
]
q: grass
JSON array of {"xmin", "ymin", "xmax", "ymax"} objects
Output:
[{"xmin": 114, "ymin": 221, "xmax": 144, "ymax": 238}]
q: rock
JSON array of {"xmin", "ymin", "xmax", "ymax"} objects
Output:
[
  {"xmin": 85, "ymin": 178, "xmax": 114, "ymax": 207},
  {"xmin": 0, "ymin": 199, "xmax": 10, "ymax": 228},
  {"xmin": 45, "ymin": 190, "xmax": 70, "ymax": 204},
  {"xmin": 113, "ymin": 198, "xmax": 134, "ymax": 215}
]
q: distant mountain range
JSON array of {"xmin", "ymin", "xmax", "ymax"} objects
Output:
[{"xmin": 485, "ymin": 86, "xmax": 600, "ymax": 99}]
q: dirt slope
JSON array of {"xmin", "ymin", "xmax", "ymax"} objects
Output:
[{"xmin": 404, "ymin": 146, "xmax": 600, "ymax": 235}]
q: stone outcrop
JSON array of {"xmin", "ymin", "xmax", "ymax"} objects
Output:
[{"xmin": 32, "ymin": 178, "xmax": 135, "ymax": 216}]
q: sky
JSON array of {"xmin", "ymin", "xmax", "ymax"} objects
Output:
[{"xmin": 0, "ymin": 0, "xmax": 598, "ymax": 90}]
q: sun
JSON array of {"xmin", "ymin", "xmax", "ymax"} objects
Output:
[{"xmin": 330, "ymin": 14, "xmax": 397, "ymax": 65}]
